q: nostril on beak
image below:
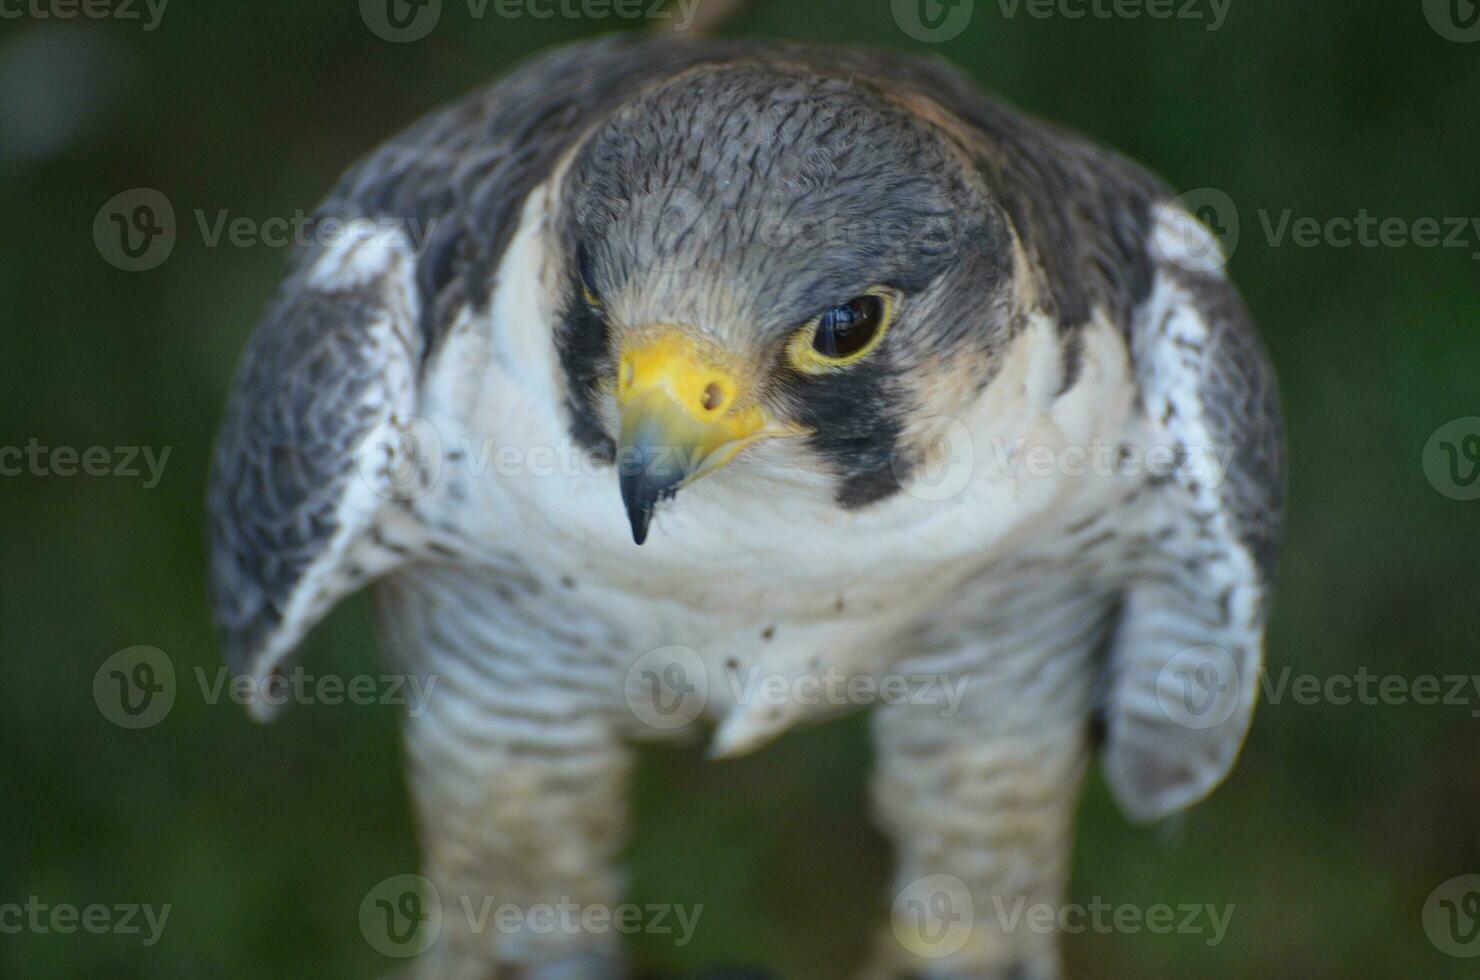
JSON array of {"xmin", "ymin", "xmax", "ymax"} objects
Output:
[{"xmin": 701, "ymin": 382, "xmax": 726, "ymax": 413}]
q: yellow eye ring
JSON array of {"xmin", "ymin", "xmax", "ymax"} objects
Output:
[{"xmin": 785, "ymin": 286, "xmax": 898, "ymax": 374}]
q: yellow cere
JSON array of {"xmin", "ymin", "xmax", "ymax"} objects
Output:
[{"xmin": 619, "ymin": 328, "xmax": 746, "ymax": 422}]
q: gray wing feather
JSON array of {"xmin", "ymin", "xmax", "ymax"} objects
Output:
[
  {"xmin": 207, "ymin": 237, "xmax": 421, "ymax": 715},
  {"xmin": 1099, "ymin": 220, "xmax": 1285, "ymax": 821}
]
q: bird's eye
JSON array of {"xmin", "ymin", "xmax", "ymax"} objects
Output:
[
  {"xmin": 576, "ymin": 243, "xmax": 602, "ymax": 309},
  {"xmin": 786, "ymin": 288, "xmax": 897, "ymax": 373},
  {"xmin": 813, "ymin": 297, "xmax": 884, "ymax": 358}
]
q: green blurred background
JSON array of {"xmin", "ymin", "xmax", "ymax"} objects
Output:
[{"xmin": 2, "ymin": 0, "xmax": 1478, "ymax": 976}]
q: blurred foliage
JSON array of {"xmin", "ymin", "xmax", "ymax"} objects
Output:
[{"xmin": 1, "ymin": 0, "xmax": 1478, "ymax": 977}]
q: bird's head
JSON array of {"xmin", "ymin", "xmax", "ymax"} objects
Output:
[{"xmin": 553, "ymin": 61, "xmax": 1018, "ymax": 544}]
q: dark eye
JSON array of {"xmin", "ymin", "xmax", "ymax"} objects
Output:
[
  {"xmin": 813, "ymin": 295, "xmax": 885, "ymax": 358},
  {"xmin": 786, "ymin": 289, "xmax": 898, "ymax": 373}
]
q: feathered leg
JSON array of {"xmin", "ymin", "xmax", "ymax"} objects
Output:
[
  {"xmin": 377, "ymin": 567, "xmax": 632, "ymax": 980},
  {"xmin": 867, "ymin": 588, "xmax": 1112, "ymax": 979}
]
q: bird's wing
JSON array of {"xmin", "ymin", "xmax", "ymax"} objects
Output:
[
  {"xmin": 206, "ymin": 233, "xmax": 425, "ymax": 719},
  {"xmin": 866, "ymin": 51, "xmax": 1287, "ymax": 819},
  {"xmin": 1097, "ymin": 215, "xmax": 1286, "ymax": 821},
  {"xmin": 206, "ymin": 36, "xmax": 741, "ymax": 717}
]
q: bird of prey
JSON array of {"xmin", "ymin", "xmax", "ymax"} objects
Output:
[{"xmin": 208, "ymin": 34, "xmax": 1283, "ymax": 980}]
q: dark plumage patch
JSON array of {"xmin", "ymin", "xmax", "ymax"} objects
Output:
[
  {"xmin": 555, "ymin": 294, "xmax": 616, "ymax": 458},
  {"xmin": 772, "ymin": 355, "xmax": 911, "ymax": 509},
  {"xmin": 1087, "ymin": 593, "xmax": 1126, "ymax": 751}
]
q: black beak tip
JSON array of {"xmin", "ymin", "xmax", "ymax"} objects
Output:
[
  {"xmin": 621, "ymin": 473, "xmax": 662, "ymax": 546},
  {"xmin": 627, "ymin": 504, "xmax": 653, "ymax": 546},
  {"xmin": 619, "ymin": 456, "xmax": 686, "ymax": 547}
]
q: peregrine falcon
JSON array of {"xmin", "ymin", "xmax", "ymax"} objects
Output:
[{"xmin": 208, "ymin": 35, "xmax": 1284, "ymax": 980}]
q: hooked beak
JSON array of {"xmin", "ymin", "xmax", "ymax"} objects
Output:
[{"xmin": 616, "ymin": 328, "xmax": 796, "ymax": 544}]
